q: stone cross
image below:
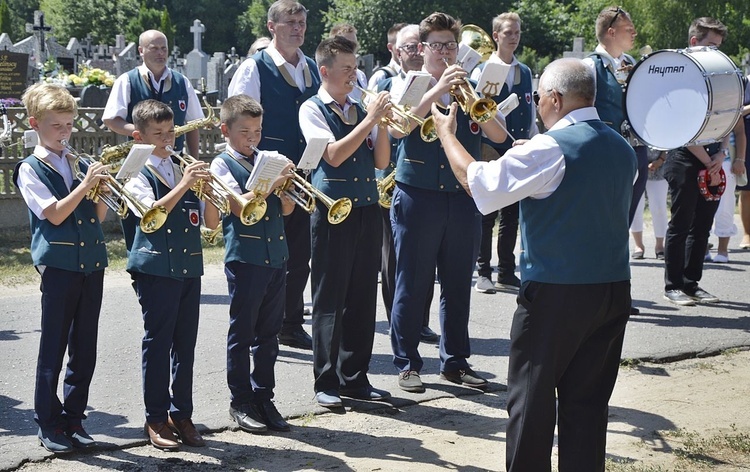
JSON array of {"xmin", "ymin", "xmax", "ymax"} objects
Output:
[
  {"xmin": 83, "ymin": 34, "xmax": 93, "ymax": 59},
  {"xmin": 190, "ymin": 20, "xmax": 205, "ymax": 51},
  {"xmin": 25, "ymin": 11, "xmax": 52, "ymax": 60}
]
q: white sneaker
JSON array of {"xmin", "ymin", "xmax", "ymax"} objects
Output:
[
  {"xmin": 474, "ymin": 276, "xmax": 496, "ymax": 294},
  {"xmin": 712, "ymin": 254, "xmax": 729, "ymax": 263}
]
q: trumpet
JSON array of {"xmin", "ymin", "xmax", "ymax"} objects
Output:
[
  {"xmin": 61, "ymin": 140, "xmax": 167, "ymax": 233},
  {"xmin": 166, "ymin": 146, "xmax": 266, "ymax": 226},
  {"xmin": 200, "ymin": 222, "xmax": 223, "ymax": 245},
  {"xmin": 100, "ymin": 95, "xmax": 220, "ymax": 169},
  {"xmin": 376, "ymin": 170, "xmax": 396, "ymax": 209},
  {"xmin": 348, "ymin": 82, "xmax": 437, "ymax": 142},
  {"xmin": 442, "ymin": 58, "xmax": 498, "ymax": 123},
  {"xmin": 248, "ymin": 146, "xmax": 352, "ymax": 224}
]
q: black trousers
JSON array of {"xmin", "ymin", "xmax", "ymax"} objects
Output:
[
  {"xmin": 629, "ymin": 146, "xmax": 649, "ymax": 225},
  {"xmin": 380, "ymin": 205, "xmax": 433, "ymax": 325},
  {"xmin": 506, "ymin": 280, "xmax": 631, "ymax": 472},
  {"xmin": 35, "ymin": 268, "xmax": 103, "ymax": 429},
  {"xmin": 662, "ymin": 152, "xmax": 720, "ymax": 292},
  {"xmin": 476, "ymin": 202, "xmax": 519, "ymax": 280},
  {"xmin": 311, "ymin": 204, "xmax": 381, "ymax": 392},
  {"xmin": 282, "ymin": 204, "xmax": 311, "ymax": 329}
]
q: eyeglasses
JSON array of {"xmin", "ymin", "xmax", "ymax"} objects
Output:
[
  {"xmin": 398, "ymin": 43, "xmax": 419, "ymax": 54},
  {"xmin": 422, "ymin": 41, "xmax": 459, "ymax": 52},
  {"xmin": 533, "ymin": 89, "xmax": 562, "ymax": 106},
  {"xmin": 608, "ymin": 7, "xmax": 624, "ymax": 29}
]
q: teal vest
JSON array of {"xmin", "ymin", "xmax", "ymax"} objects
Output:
[
  {"xmin": 126, "ymin": 68, "xmax": 189, "ymax": 151},
  {"xmin": 16, "ymin": 156, "xmax": 107, "ymax": 272},
  {"xmin": 309, "ymin": 95, "xmax": 379, "ymax": 208},
  {"xmin": 216, "ymin": 152, "xmax": 288, "ymax": 268},
  {"xmin": 253, "ymin": 51, "xmax": 321, "ymax": 163},
  {"xmin": 396, "ymin": 85, "xmax": 482, "ymax": 192},
  {"xmin": 519, "ymin": 121, "xmax": 635, "ymax": 284},
  {"xmin": 477, "ymin": 61, "xmax": 534, "ymax": 154},
  {"xmin": 590, "ymin": 54, "xmax": 627, "ymax": 134},
  {"xmin": 126, "ymin": 164, "xmax": 203, "ymax": 279}
]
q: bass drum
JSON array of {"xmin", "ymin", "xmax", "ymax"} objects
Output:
[{"xmin": 624, "ymin": 47, "xmax": 744, "ymax": 150}]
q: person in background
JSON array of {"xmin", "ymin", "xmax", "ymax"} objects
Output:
[
  {"xmin": 367, "ymin": 23, "xmax": 406, "ymax": 90},
  {"xmin": 630, "ymin": 149, "xmax": 669, "ymax": 260}
]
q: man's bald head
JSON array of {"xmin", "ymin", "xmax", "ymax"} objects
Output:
[
  {"xmin": 139, "ymin": 30, "xmax": 167, "ymax": 48},
  {"xmin": 540, "ymin": 58, "xmax": 595, "ymax": 106}
]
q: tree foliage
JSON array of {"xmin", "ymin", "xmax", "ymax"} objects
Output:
[
  {"xmin": 124, "ymin": 1, "xmax": 162, "ymax": 45},
  {"xmin": 0, "ymin": 0, "xmax": 12, "ymax": 40},
  {"xmin": 40, "ymin": 0, "xmax": 139, "ymax": 44}
]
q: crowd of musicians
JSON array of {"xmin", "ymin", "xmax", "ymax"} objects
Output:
[{"xmin": 13, "ymin": 0, "xmax": 750, "ymax": 469}]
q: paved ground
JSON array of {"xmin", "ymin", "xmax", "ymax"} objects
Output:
[{"xmin": 1, "ymin": 220, "xmax": 748, "ymax": 471}]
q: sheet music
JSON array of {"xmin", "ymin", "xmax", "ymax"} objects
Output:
[
  {"xmin": 457, "ymin": 45, "xmax": 482, "ymax": 73},
  {"xmin": 115, "ymin": 144, "xmax": 155, "ymax": 180},
  {"xmin": 477, "ymin": 62, "xmax": 511, "ymax": 98},
  {"xmin": 397, "ymin": 71, "xmax": 431, "ymax": 108},
  {"xmin": 498, "ymin": 93, "xmax": 519, "ymax": 117},
  {"xmin": 297, "ymin": 137, "xmax": 328, "ymax": 171},
  {"xmin": 246, "ymin": 150, "xmax": 289, "ymax": 194}
]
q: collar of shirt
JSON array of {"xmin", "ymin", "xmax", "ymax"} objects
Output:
[
  {"xmin": 266, "ymin": 44, "xmax": 305, "ymax": 69},
  {"xmin": 318, "ymin": 86, "xmax": 354, "ymax": 113},
  {"xmin": 548, "ymin": 107, "xmax": 601, "ymax": 131},
  {"xmin": 33, "ymin": 145, "xmax": 68, "ymax": 162},
  {"xmin": 138, "ymin": 64, "xmax": 172, "ymax": 90},
  {"xmin": 226, "ymin": 143, "xmax": 253, "ymax": 161},
  {"xmin": 594, "ymin": 44, "xmax": 632, "ymax": 69},
  {"xmin": 487, "ymin": 54, "xmax": 518, "ymax": 67}
]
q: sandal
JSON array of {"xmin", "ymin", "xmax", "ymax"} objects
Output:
[{"xmin": 631, "ymin": 249, "xmax": 644, "ymax": 260}]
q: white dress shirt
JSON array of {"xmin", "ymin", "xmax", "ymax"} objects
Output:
[
  {"xmin": 210, "ymin": 144, "xmax": 251, "ymax": 195},
  {"xmin": 103, "ymin": 65, "xmax": 203, "ymax": 122},
  {"xmin": 467, "ymin": 107, "xmax": 602, "ymax": 215},
  {"xmin": 17, "ymin": 146, "xmax": 76, "ymax": 219},
  {"xmin": 582, "ymin": 44, "xmax": 636, "ymax": 88},
  {"xmin": 123, "ymin": 154, "xmax": 178, "ymax": 211},
  {"xmin": 367, "ymin": 60, "xmax": 401, "ymax": 90},
  {"xmin": 228, "ymin": 45, "xmax": 310, "ymax": 99}
]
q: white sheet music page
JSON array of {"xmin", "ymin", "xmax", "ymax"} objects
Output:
[
  {"xmin": 297, "ymin": 137, "xmax": 328, "ymax": 171},
  {"xmin": 457, "ymin": 45, "xmax": 482, "ymax": 74},
  {"xmin": 245, "ymin": 150, "xmax": 289, "ymax": 194},
  {"xmin": 477, "ymin": 62, "xmax": 511, "ymax": 98},
  {"xmin": 115, "ymin": 144, "xmax": 156, "ymax": 180},
  {"xmin": 397, "ymin": 71, "xmax": 431, "ymax": 108}
]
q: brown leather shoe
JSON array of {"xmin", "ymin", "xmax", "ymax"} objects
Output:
[
  {"xmin": 144, "ymin": 422, "xmax": 179, "ymax": 450},
  {"xmin": 167, "ymin": 417, "xmax": 205, "ymax": 447}
]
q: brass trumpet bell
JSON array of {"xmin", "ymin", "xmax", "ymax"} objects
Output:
[
  {"xmin": 376, "ymin": 170, "xmax": 396, "ymax": 209},
  {"xmin": 278, "ymin": 171, "xmax": 352, "ymax": 224},
  {"xmin": 460, "ymin": 25, "xmax": 495, "ymax": 63}
]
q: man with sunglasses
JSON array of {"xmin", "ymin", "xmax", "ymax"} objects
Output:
[
  {"xmin": 386, "ymin": 12, "xmax": 506, "ymax": 394},
  {"xmin": 367, "ymin": 23, "xmax": 405, "ymax": 90},
  {"xmin": 431, "ymin": 57, "xmax": 636, "ymax": 472}
]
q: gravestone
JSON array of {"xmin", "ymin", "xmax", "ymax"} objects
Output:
[
  {"xmin": 79, "ymin": 85, "xmax": 110, "ymax": 107},
  {"xmin": 66, "ymin": 38, "xmax": 85, "ymax": 72},
  {"xmin": 207, "ymin": 52, "xmax": 226, "ymax": 102},
  {"xmin": 185, "ymin": 19, "xmax": 208, "ymax": 88},
  {"xmin": 116, "ymin": 41, "xmax": 139, "ymax": 77},
  {"xmin": 0, "ymin": 51, "xmax": 30, "ymax": 99},
  {"xmin": 25, "ymin": 11, "xmax": 52, "ymax": 64},
  {"xmin": 563, "ymin": 37, "xmax": 588, "ymax": 59},
  {"xmin": 0, "ymin": 33, "xmax": 14, "ymax": 51}
]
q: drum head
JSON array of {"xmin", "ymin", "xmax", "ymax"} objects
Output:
[{"xmin": 625, "ymin": 50, "xmax": 709, "ymax": 150}]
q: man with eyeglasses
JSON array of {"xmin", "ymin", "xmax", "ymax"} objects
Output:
[
  {"xmin": 387, "ymin": 12, "xmax": 507, "ymax": 394},
  {"xmin": 228, "ymin": 0, "xmax": 321, "ymax": 353},
  {"xmin": 367, "ymin": 23, "xmax": 406, "ymax": 90},
  {"xmin": 470, "ymin": 12, "xmax": 538, "ymax": 295},
  {"xmin": 583, "ymin": 7, "xmax": 647, "ymax": 234},
  {"xmin": 430, "ymin": 57, "xmax": 636, "ymax": 472},
  {"xmin": 374, "ymin": 24, "xmax": 440, "ymax": 345}
]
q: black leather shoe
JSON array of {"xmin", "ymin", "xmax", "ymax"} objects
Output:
[
  {"xmin": 38, "ymin": 426, "xmax": 74, "ymax": 454},
  {"xmin": 420, "ymin": 326, "xmax": 440, "ymax": 344},
  {"xmin": 278, "ymin": 326, "xmax": 313, "ymax": 350},
  {"xmin": 256, "ymin": 399, "xmax": 290, "ymax": 432},
  {"xmin": 440, "ymin": 367, "xmax": 489, "ymax": 390},
  {"xmin": 66, "ymin": 425, "xmax": 96, "ymax": 448},
  {"xmin": 340, "ymin": 385, "xmax": 391, "ymax": 401},
  {"xmin": 229, "ymin": 404, "xmax": 268, "ymax": 433}
]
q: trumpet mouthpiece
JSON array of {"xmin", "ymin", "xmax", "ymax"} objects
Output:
[{"xmin": 165, "ymin": 145, "xmax": 174, "ymax": 153}]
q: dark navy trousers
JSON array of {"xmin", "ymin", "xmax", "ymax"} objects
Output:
[
  {"xmin": 311, "ymin": 204, "xmax": 381, "ymax": 393},
  {"xmin": 35, "ymin": 267, "xmax": 103, "ymax": 429},
  {"xmin": 225, "ymin": 261, "xmax": 286, "ymax": 406},
  {"xmin": 390, "ymin": 183, "xmax": 481, "ymax": 373},
  {"xmin": 133, "ymin": 273, "xmax": 200, "ymax": 424}
]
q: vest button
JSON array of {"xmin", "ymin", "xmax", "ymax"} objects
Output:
[
  {"xmin": 80, "ymin": 264, "xmax": 85, "ymax": 269},
  {"xmin": 367, "ymin": 197, "xmax": 371, "ymax": 201},
  {"xmin": 77, "ymin": 219, "xmax": 82, "ymax": 225},
  {"xmin": 366, "ymin": 178, "xmax": 370, "ymax": 182},
  {"xmin": 279, "ymin": 235, "xmax": 284, "ymax": 240},
  {"xmin": 184, "ymin": 228, "xmax": 188, "ymax": 233},
  {"xmin": 265, "ymin": 216, "xmax": 270, "ymax": 221},
  {"xmin": 182, "ymin": 269, "xmax": 187, "ymax": 274},
  {"xmin": 267, "ymin": 237, "xmax": 272, "ymax": 242},
  {"xmin": 80, "ymin": 241, "xmax": 85, "ymax": 246},
  {"xmin": 352, "ymin": 158, "xmax": 357, "ymax": 162},
  {"xmin": 95, "ymin": 262, "xmax": 100, "ymax": 267},
  {"xmin": 265, "ymin": 259, "xmax": 270, "ymax": 264},
  {"xmin": 90, "ymin": 218, "xmax": 95, "ymax": 223},
  {"xmin": 439, "ymin": 184, "xmax": 444, "ymax": 189},
  {"xmin": 183, "ymin": 248, "xmax": 187, "ymax": 253},
  {"xmin": 167, "ymin": 229, "xmax": 172, "ymax": 234},
  {"xmin": 169, "ymin": 248, "xmax": 173, "ymax": 252},
  {"xmin": 354, "ymin": 198, "xmax": 359, "ymax": 202},
  {"xmin": 353, "ymin": 177, "xmax": 358, "ymax": 182},
  {"xmin": 440, "ymin": 164, "xmax": 445, "ymax": 169},
  {"xmin": 182, "ymin": 208, "xmax": 186, "ymax": 212},
  {"xmin": 455, "ymin": 185, "xmax": 460, "ymax": 189}
]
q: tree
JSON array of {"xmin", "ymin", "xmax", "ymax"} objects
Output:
[
  {"xmin": 0, "ymin": 0, "xmax": 12, "ymax": 40},
  {"xmin": 6, "ymin": 0, "xmax": 39, "ymax": 41},
  {"xmin": 124, "ymin": 1, "xmax": 162, "ymax": 45},
  {"xmin": 41, "ymin": 0, "xmax": 140, "ymax": 44},
  {"xmin": 160, "ymin": 6, "xmax": 175, "ymax": 48}
]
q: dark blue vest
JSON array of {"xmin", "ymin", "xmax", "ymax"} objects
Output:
[
  {"xmin": 253, "ymin": 50, "xmax": 321, "ymax": 163},
  {"xmin": 309, "ymin": 96, "xmax": 379, "ymax": 208},
  {"xmin": 126, "ymin": 68, "xmax": 189, "ymax": 150},
  {"xmin": 126, "ymin": 164, "xmax": 203, "ymax": 279},
  {"xmin": 396, "ymin": 86, "xmax": 483, "ymax": 192},
  {"xmin": 216, "ymin": 152, "xmax": 288, "ymax": 268},
  {"xmin": 520, "ymin": 121, "xmax": 635, "ymax": 284},
  {"xmin": 15, "ymin": 156, "xmax": 107, "ymax": 272},
  {"xmin": 590, "ymin": 54, "xmax": 626, "ymax": 134}
]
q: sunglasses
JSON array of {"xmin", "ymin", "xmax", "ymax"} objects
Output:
[
  {"xmin": 608, "ymin": 7, "xmax": 624, "ymax": 29},
  {"xmin": 533, "ymin": 90, "xmax": 562, "ymax": 106}
]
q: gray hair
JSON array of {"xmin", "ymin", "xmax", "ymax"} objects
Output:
[
  {"xmin": 395, "ymin": 24, "xmax": 419, "ymax": 48},
  {"xmin": 541, "ymin": 58, "xmax": 595, "ymax": 103}
]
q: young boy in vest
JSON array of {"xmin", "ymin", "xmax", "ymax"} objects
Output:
[
  {"xmin": 15, "ymin": 83, "xmax": 110, "ymax": 453},
  {"xmin": 298, "ymin": 36, "xmax": 392, "ymax": 407},
  {"xmin": 203, "ymin": 94, "xmax": 296, "ymax": 433},
  {"xmin": 123, "ymin": 99, "xmax": 210, "ymax": 450}
]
